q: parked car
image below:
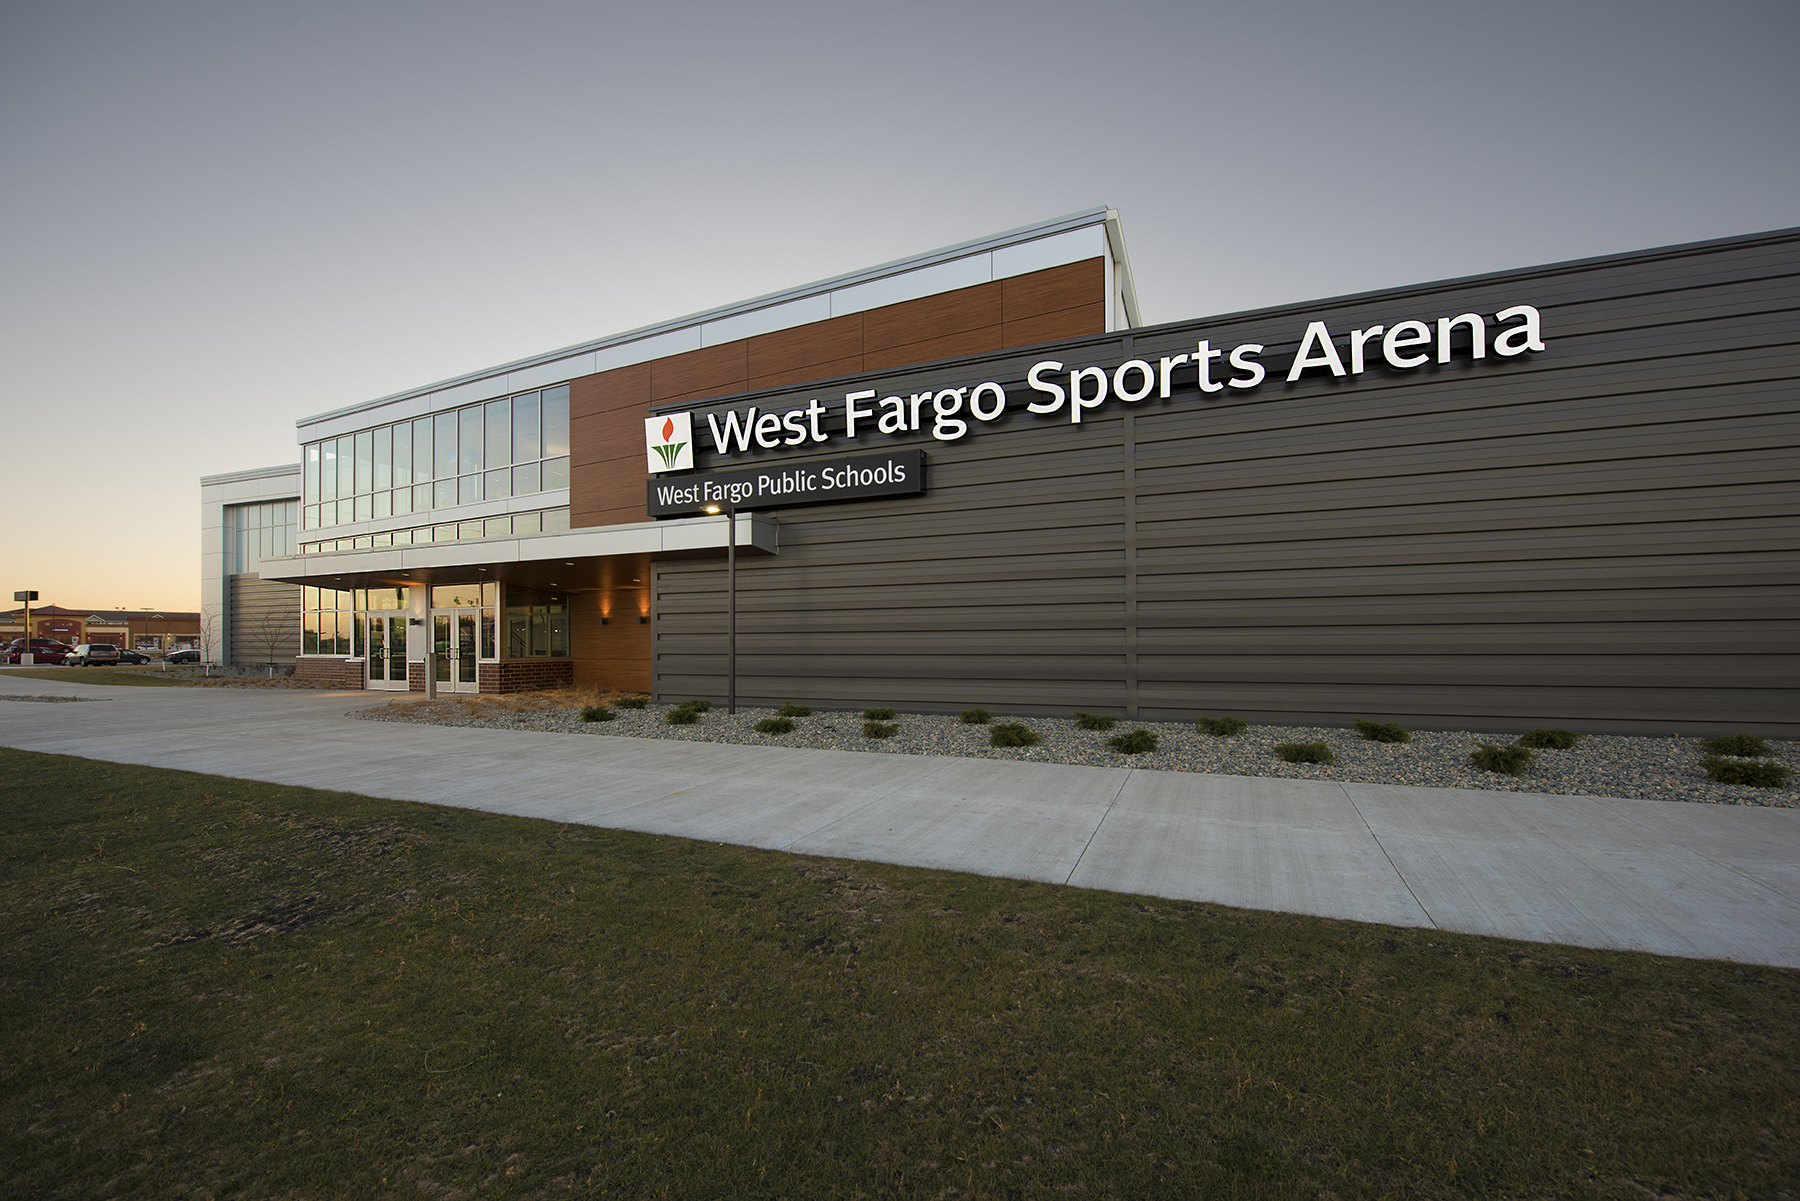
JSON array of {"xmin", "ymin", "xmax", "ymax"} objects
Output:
[
  {"xmin": 116, "ymin": 648, "xmax": 152, "ymax": 665},
  {"xmin": 166, "ymin": 647, "xmax": 202, "ymax": 665},
  {"xmin": 4, "ymin": 638, "xmax": 72, "ymax": 664},
  {"xmin": 66, "ymin": 644, "xmax": 122, "ymax": 666}
]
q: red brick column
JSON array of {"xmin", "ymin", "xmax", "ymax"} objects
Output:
[
  {"xmin": 293, "ymin": 657, "xmax": 368, "ymax": 689},
  {"xmin": 478, "ymin": 659, "xmax": 576, "ymax": 694}
]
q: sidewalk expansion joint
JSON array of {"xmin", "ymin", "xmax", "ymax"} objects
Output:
[
  {"xmin": 1063, "ymin": 769, "xmax": 1135, "ymax": 886},
  {"xmin": 1341, "ymin": 783, "xmax": 1438, "ymax": 929}
]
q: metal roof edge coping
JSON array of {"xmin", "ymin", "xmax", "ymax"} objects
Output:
[
  {"xmin": 201, "ymin": 463, "xmax": 301, "ymax": 487},
  {"xmin": 296, "ymin": 207, "xmax": 1120, "ymax": 431}
]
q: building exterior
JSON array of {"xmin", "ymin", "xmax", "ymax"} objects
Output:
[
  {"xmin": 1, "ymin": 605, "xmax": 200, "ymax": 650},
  {"xmin": 218, "ymin": 211, "xmax": 1797, "ymax": 735}
]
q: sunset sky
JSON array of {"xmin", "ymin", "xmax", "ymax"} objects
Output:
[{"xmin": 4, "ymin": 0, "xmax": 1796, "ymax": 610}]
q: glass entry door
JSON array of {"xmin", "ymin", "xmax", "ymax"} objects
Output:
[
  {"xmin": 365, "ymin": 615, "xmax": 409, "ymax": 690},
  {"xmin": 431, "ymin": 609, "xmax": 481, "ymax": 693}
]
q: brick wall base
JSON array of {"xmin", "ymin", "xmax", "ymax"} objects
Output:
[
  {"xmin": 294, "ymin": 657, "xmax": 368, "ymax": 689},
  {"xmin": 478, "ymin": 658, "xmax": 576, "ymax": 694}
]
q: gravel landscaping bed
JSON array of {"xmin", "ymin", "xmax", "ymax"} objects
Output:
[{"xmin": 355, "ymin": 698, "xmax": 1798, "ymax": 808}]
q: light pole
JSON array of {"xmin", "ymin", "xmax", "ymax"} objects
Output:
[
  {"xmin": 13, "ymin": 591, "xmax": 37, "ymax": 663},
  {"xmin": 706, "ymin": 502, "xmax": 737, "ymax": 714}
]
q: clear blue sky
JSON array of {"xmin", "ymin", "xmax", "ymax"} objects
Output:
[{"xmin": 4, "ymin": 0, "xmax": 1796, "ymax": 608}]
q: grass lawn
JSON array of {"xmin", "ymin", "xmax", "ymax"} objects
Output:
[
  {"xmin": 3, "ymin": 748, "xmax": 1795, "ymax": 1198},
  {"xmin": 3, "ymin": 666, "xmax": 192, "ymax": 687}
]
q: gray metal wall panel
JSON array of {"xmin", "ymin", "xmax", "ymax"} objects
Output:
[
  {"xmin": 650, "ymin": 229, "xmax": 1800, "ymax": 733},
  {"xmin": 228, "ymin": 575, "xmax": 302, "ymax": 667}
]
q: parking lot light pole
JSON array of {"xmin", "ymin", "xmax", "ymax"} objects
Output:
[{"xmin": 13, "ymin": 591, "xmax": 38, "ymax": 664}]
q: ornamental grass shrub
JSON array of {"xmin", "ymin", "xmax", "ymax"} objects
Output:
[
  {"xmin": 665, "ymin": 705, "xmax": 702, "ymax": 726},
  {"xmin": 863, "ymin": 707, "xmax": 897, "ymax": 721},
  {"xmin": 1700, "ymin": 755, "xmax": 1792, "ymax": 787},
  {"xmin": 1471, "ymin": 743, "xmax": 1536, "ymax": 776},
  {"xmin": 1517, "ymin": 727, "xmax": 1583, "ymax": 750},
  {"xmin": 989, "ymin": 722, "xmax": 1040, "ymax": 748},
  {"xmin": 775, "ymin": 702, "xmax": 813, "ymax": 718},
  {"xmin": 863, "ymin": 720, "xmax": 900, "ymax": 739},
  {"xmin": 684, "ymin": 699, "xmax": 714, "ymax": 713},
  {"xmin": 1702, "ymin": 734, "xmax": 1772, "ymax": 758},
  {"xmin": 959, "ymin": 708, "xmax": 993, "ymax": 725},
  {"xmin": 615, "ymin": 696, "xmax": 648, "ymax": 709},
  {"xmin": 1197, "ymin": 716, "xmax": 1248, "ymax": 737},
  {"xmin": 754, "ymin": 717, "xmax": 795, "ymax": 735},
  {"xmin": 1108, "ymin": 728, "xmax": 1158, "ymax": 755},
  {"xmin": 1074, "ymin": 712, "xmax": 1118, "ymax": 731},
  {"xmin": 579, "ymin": 705, "xmax": 615, "ymax": 723},
  {"xmin": 1354, "ymin": 719, "xmax": 1411, "ymax": 744},
  {"xmin": 1275, "ymin": 742, "xmax": 1334, "ymax": 765}
]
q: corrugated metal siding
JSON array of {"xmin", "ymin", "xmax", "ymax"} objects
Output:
[
  {"xmin": 651, "ymin": 229, "xmax": 1800, "ymax": 734},
  {"xmin": 229, "ymin": 575, "xmax": 302, "ymax": 667}
]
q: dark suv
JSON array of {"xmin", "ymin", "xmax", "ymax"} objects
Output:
[{"xmin": 66, "ymin": 644, "xmax": 122, "ymax": 666}]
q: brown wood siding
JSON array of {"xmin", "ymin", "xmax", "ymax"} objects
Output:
[
  {"xmin": 569, "ymin": 551, "xmax": 653, "ymax": 693},
  {"xmin": 568, "ymin": 258, "xmax": 1106, "ymax": 529},
  {"xmin": 648, "ymin": 229, "xmax": 1800, "ymax": 735}
]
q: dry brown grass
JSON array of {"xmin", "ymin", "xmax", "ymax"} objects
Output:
[{"xmin": 380, "ymin": 685, "xmax": 641, "ymax": 720}]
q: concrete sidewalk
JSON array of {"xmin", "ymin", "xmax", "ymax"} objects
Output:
[{"xmin": 4, "ymin": 672, "xmax": 1797, "ymax": 969}]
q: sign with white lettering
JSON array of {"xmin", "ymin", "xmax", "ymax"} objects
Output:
[
  {"xmin": 646, "ymin": 451, "xmax": 925, "ymax": 517},
  {"xmin": 653, "ymin": 303, "xmax": 1546, "ymax": 468}
]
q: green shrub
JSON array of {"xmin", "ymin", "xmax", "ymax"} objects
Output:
[
  {"xmin": 1074, "ymin": 711, "xmax": 1117, "ymax": 731},
  {"xmin": 683, "ymin": 699, "xmax": 713, "ymax": 713},
  {"xmin": 775, "ymin": 702, "xmax": 813, "ymax": 718},
  {"xmin": 754, "ymin": 716, "xmax": 795, "ymax": 735},
  {"xmin": 1354, "ymin": 719, "xmax": 1411, "ymax": 744},
  {"xmin": 1702, "ymin": 734, "xmax": 1772, "ymax": 758},
  {"xmin": 1470, "ymin": 743, "xmax": 1535, "ymax": 776},
  {"xmin": 863, "ymin": 720, "xmax": 899, "ymax": 739},
  {"xmin": 1516, "ymin": 727, "xmax": 1583, "ymax": 750},
  {"xmin": 665, "ymin": 706, "xmax": 702, "ymax": 726},
  {"xmin": 989, "ymin": 722, "xmax": 1040, "ymax": 748},
  {"xmin": 1701, "ymin": 755, "xmax": 1792, "ymax": 787},
  {"xmin": 1275, "ymin": 742, "xmax": 1334, "ymax": 765},
  {"xmin": 579, "ymin": 705, "xmax": 615, "ymax": 723},
  {"xmin": 959, "ymin": 708, "xmax": 993, "ymax": 725},
  {"xmin": 614, "ymin": 696, "xmax": 648, "ymax": 709},
  {"xmin": 1197, "ymin": 716, "xmax": 1248, "ymax": 737},
  {"xmin": 1108, "ymin": 728, "xmax": 1158, "ymax": 754},
  {"xmin": 862, "ymin": 707, "xmax": 897, "ymax": 721}
]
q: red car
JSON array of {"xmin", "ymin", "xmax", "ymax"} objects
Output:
[{"xmin": 4, "ymin": 638, "xmax": 73, "ymax": 664}]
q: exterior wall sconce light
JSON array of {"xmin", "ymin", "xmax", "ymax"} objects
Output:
[
  {"xmin": 598, "ymin": 616, "xmax": 608, "ymax": 625},
  {"xmin": 638, "ymin": 615, "xmax": 648, "ymax": 624}
]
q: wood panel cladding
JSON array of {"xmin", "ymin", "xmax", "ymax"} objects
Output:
[{"xmin": 569, "ymin": 258, "xmax": 1106, "ymax": 529}]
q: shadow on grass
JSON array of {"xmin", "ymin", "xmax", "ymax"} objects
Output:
[{"xmin": 3, "ymin": 747, "xmax": 1795, "ymax": 1198}]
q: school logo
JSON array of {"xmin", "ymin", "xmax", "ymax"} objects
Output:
[{"xmin": 644, "ymin": 413, "xmax": 693, "ymax": 473}]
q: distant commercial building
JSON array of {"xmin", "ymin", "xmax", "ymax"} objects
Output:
[
  {"xmin": 205, "ymin": 211, "xmax": 1798, "ymax": 734},
  {"xmin": 1, "ymin": 606, "xmax": 199, "ymax": 649}
]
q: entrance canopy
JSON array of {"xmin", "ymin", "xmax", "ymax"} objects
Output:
[{"xmin": 258, "ymin": 511, "xmax": 776, "ymax": 593}]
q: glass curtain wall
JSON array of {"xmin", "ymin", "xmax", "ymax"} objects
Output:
[
  {"xmin": 225, "ymin": 501, "xmax": 299, "ymax": 574},
  {"xmin": 302, "ymin": 384, "xmax": 569, "ymax": 533}
]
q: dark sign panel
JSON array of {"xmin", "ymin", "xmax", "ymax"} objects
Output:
[{"xmin": 648, "ymin": 450, "xmax": 924, "ymax": 517}]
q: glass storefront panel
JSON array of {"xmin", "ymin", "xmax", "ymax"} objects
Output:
[
  {"xmin": 414, "ymin": 483, "xmax": 432, "ymax": 511},
  {"xmin": 374, "ymin": 426, "xmax": 392, "ymax": 491},
  {"xmin": 302, "ymin": 611, "xmax": 320, "ymax": 655},
  {"xmin": 393, "ymin": 421, "xmax": 412, "ymax": 488},
  {"xmin": 513, "ymin": 392, "xmax": 540, "ymax": 462},
  {"xmin": 368, "ymin": 617, "xmax": 386, "ymax": 681},
  {"xmin": 434, "ymin": 478, "xmax": 456, "ymax": 508},
  {"xmin": 413, "ymin": 416, "xmax": 433, "ymax": 482},
  {"xmin": 459, "ymin": 405, "xmax": 484, "ymax": 475},
  {"xmin": 433, "ymin": 615, "xmax": 451, "ymax": 682},
  {"xmin": 393, "ymin": 485, "xmax": 412, "ymax": 516},
  {"xmin": 457, "ymin": 611, "xmax": 477, "ymax": 685},
  {"xmin": 543, "ymin": 385, "xmax": 569, "ymax": 458},
  {"xmin": 431, "ymin": 583, "xmax": 484, "ymax": 609},
  {"xmin": 434, "ymin": 411, "xmax": 457, "ymax": 481},
  {"xmin": 374, "ymin": 490, "xmax": 391, "ymax": 519},
  {"xmin": 480, "ymin": 607, "xmax": 495, "ymax": 658},
  {"xmin": 336, "ymin": 436, "xmax": 353, "ymax": 498},
  {"xmin": 458, "ymin": 474, "xmax": 482, "ymax": 505},
  {"xmin": 355, "ymin": 494, "xmax": 373, "ymax": 522},
  {"xmin": 387, "ymin": 617, "xmax": 407, "ymax": 683},
  {"xmin": 355, "ymin": 430, "xmax": 374, "ymax": 494},
  {"xmin": 486, "ymin": 398, "xmax": 511, "ymax": 467},
  {"xmin": 543, "ymin": 456, "xmax": 569, "ymax": 491},
  {"xmin": 513, "ymin": 461, "xmax": 540, "ymax": 496},
  {"xmin": 485, "ymin": 468, "xmax": 511, "ymax": 499}
]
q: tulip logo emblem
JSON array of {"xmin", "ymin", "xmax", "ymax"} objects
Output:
[{"xmin": 644, "ymin": 412, "xmax": 693, "ymax": 473}]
